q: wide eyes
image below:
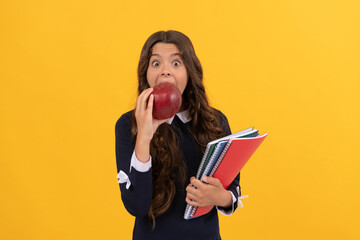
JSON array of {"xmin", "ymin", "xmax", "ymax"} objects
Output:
[
  {"xmin": 151, "ymin": 60, "xmax": 181, "ymax": 67},
  {"xmin": 172, "ymin": 60, "xmax": 181, "ymax": 66},
  {"xmin": 152, "ymin": 61, "xmax": 160, "ymax": 67}
]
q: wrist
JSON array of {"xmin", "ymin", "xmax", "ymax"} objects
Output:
[
  {"xmin": 136, "ymin": 132, "xmax": 152, "ymax": 145},
  {"xmin": 135, "ymin": 136, "xmax": 151, "ymax": 163},
  {"xmin": 218, "ymin": 190, "xmax": 232, "ymax": 208}
]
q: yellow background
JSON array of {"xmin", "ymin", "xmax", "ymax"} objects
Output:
[{"xmin": 1, "ymin": 0, "xmax": 359, "ymax": 239}]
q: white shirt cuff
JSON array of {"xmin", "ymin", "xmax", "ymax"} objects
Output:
[
  {"xmin": 130, "ymin": 151, "xmax": 152, "ymax": 172},
  {"xmin": 217, "ymin": 191, "xmax": 236, "ymax": 216},
  {"xmin": 117, "ymin": 151, "xmax": 152, "ymax": 189}
]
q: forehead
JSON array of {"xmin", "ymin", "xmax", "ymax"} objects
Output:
[{"xmin": 151, "ymin": 43, "xmax": 180, "ymax": 55}]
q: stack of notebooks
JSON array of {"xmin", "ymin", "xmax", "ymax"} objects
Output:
[{"xmin": 183, "ymin": 127, "xmax": 268, "ymax": 220}]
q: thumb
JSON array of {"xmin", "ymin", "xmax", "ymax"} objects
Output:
[
  {"xmin": 154, "ymin": 116, "xmax": 172, "ymax": 127},
  {"xmin": 152, "ymin": 116, "xmax": 172, "ymax": 133}
]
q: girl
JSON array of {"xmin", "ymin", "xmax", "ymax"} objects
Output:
[{"xmin": 115, "ymin": 30, "xmax": 241, "ymax": 240}]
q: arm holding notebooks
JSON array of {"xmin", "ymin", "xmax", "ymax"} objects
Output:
[
  {"xmin": 184, "ymin": 128, "xmax": 267, "ymax": 220},
  {"xmin": 185, "ymin": 111, "xmax": 241, "ymax": 214},
  {"xmin": 186, "ymin": 176, "xmax": 233, "ymax": 208}
]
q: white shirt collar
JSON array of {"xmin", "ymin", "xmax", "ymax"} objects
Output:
[{"xmin": 166, "ymin": 109, "xmax": 191, "ymax": 124}]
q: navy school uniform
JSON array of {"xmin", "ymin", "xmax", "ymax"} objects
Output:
[{"xmin": 115, "ymin": 109, "xmax": 241, "ymax": 240}]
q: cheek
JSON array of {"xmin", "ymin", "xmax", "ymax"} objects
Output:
[
  {"xmin": 177, "ymin": 79, "xmax": 188, "ymax": 94},
  {"xmin": 180, "ymin": 73, "xmax": 189, "ymax": 93},
  {"xmin": 146, "ymin": 69, "xmax": 156, "ymax": 87}
]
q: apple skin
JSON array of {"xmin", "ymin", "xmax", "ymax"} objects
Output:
[{"xmin": 151, "ymin": 82, "xmax": 182, "ymax": 120}]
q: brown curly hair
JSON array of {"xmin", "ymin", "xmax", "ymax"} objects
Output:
[{"xmin": 131, "ymin": 30, "xmax": 225, "ymax": 228}]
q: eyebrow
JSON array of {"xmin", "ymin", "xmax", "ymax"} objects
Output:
[{"xmin": 150, "ymin": 53, "xmax": 182, "ymax": 58}]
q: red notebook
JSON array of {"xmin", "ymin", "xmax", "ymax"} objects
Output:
[{"xmin": 190, "ymin": 133, "xmax": 268, "ymax": 219}]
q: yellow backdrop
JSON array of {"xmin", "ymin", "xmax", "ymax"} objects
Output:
[{"xmin": 1, "ymin": 0, "xmax": 359, "ymax": 239}]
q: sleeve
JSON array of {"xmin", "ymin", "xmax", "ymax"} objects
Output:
[
  {"xmin": 214, "ymin": 109, "xmax": 241, "ymax": 215},
  {"xmin": 115, "ymin": 113, "xmax": 153, "ymax": 217}
]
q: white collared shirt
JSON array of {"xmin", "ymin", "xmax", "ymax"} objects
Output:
[{"xmin": 166, "ymin": 109, "xmax": 192, "ymax": 125}]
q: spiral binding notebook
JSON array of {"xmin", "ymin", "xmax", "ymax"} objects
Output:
[
  {"xmin": 183, "ymin": 127, "xmax": 256, "ymax": 219},
  {"xmin": 195, "ymin": 127, "xmax": 257, "ymax": 180},
  {"xmin": 184, "ymin": 129, "xmax": 268, "ymax": 220}
]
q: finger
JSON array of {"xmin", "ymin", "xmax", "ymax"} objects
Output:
[
  {"xmin": 135, "ymin": 93, "xmax": 143, "ymax": 115},
  {"xmin": 202, "ymin": 176, "xmax": 222, "ymax": 187},
  {"xmin": 136, "ymin": 88, "xmax": 149, "ymax": 109},
  {"xmin": 135, "ymin": 92, "xmax": 146, "ymax": 116},
  {"xmin": 137, "ymin": 88, "xmax": 153, "ymax": 113},
  {"xmin": 185, "ymin": 185, "xmax": 198, "ymax": 196},
  {"xmin": 146, "ymin": 94, "xmax": 154, "ymax": 115},
  {"xmin": 186, "ymin": 197, "xmax": 199, "ymax": 207},
  {"xmin": 141, "ymin": 88, "xmax": 154, "ymax": 112},
  {"xmin": 190, "ymin": 178, "xmax": 204, "ymax": 190},
  {"xmin": 186, "ymin": 192, "xmax": 198, "ymax": 202}
]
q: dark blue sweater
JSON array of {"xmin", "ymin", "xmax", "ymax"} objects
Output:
[{"xmin": 115, "ymin": 109, "xmax": 240, "ymax": 240}]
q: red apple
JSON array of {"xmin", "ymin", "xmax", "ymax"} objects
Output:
[{"xmin": 151, "ymin": 82, "xmax": 182, "ymax": 120}]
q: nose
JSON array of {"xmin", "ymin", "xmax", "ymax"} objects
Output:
[
  {"xmin": 161, "ymin": 65, "xmax": 172, "ymax": 77},
  {"xmin": 161, "ymin": 72, "xmax": 171, "ymax": 76}
]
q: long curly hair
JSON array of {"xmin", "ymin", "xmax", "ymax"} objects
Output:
[{"xmin": 131, "ymin": 30, "xmax": 225, "ymax": 228}]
